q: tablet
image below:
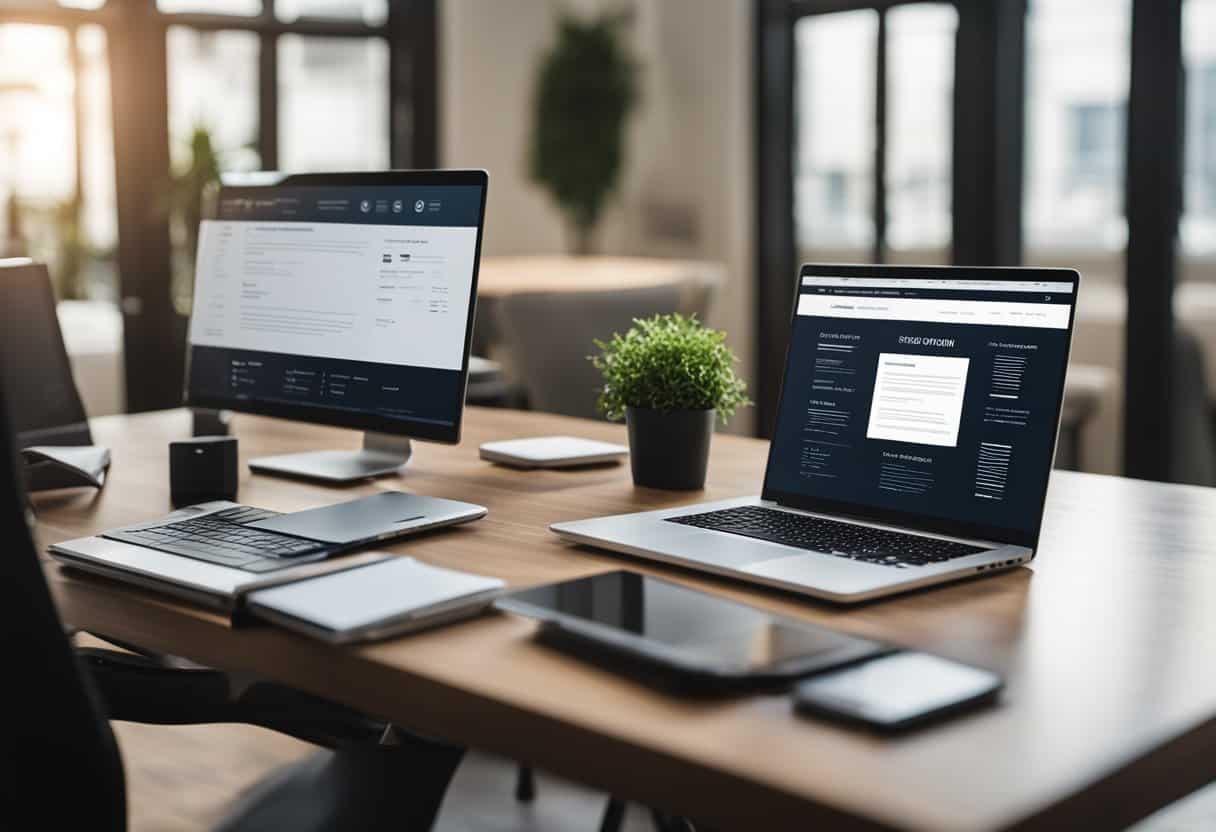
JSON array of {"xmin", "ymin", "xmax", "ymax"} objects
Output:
[
  {"xmin": 479, "ymin": 436, "xmax": 628, "ymax": 469},
  {"xmin": 496, "ymin": 570, "xmax": 890, "ymax": 692}
]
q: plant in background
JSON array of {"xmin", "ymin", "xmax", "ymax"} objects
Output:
[
  {"xmin": 591, "ymin": 314, "xmax": 751, "ymax": 422},
  {"xmin": 168, "ymin": 126, "xmax": 222, "ymax": 315},
  {"xmin": 528, "ymin": 6, "xmax": 640, "ymax": 255}
]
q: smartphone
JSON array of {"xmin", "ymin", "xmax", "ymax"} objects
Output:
[{"xmin": 793, "ymin": 651, "xmax": 1003, "ymax": 733}]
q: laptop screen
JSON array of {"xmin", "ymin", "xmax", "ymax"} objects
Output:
[{"xmin": 762, "ymin": 266, "xmax": 1079, "ymax": 547}]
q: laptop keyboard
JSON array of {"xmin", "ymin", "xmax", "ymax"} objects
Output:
[
  {"xmin": 666, "ymin": 505, "xmax": 987, "ymax": 568},
  {"xmin": 104, "ymin": 506, "xmax": 333, "ymax": 573}
]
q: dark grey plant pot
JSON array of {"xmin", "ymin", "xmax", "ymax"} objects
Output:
[{"xmin": 625, "ymin": 407, "xmax": 715, "ymax": 490}]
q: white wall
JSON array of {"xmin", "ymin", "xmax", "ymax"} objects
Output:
[{"xmin": 440, "ymin": 0, "xmax": 756, "ymax": 432}]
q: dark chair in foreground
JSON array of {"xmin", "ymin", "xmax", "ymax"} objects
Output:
[{"xmin": 0, "ymin": 377, "xmax": 464, "ymax": 829}]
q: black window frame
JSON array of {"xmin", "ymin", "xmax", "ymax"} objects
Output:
[
  {"xmin": 758, "ymin": 0, "xmax": 1188, "ymax": 484},
  {"xmin": 755, "ymin": 0, "xmax": 1025, "ymax": 436}
]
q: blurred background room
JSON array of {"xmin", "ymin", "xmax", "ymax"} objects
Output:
[{"xmin": 1, "ymin": 0, "xmax": 1214, "ymax": 825}]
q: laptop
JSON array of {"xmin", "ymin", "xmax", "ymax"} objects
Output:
[
  {"xmin": 552, "ymin": 264, "xmax": 1080, "ymax": 603},
  {"xmin": 49, "ymin": 492, "xmax": 486, "ymax": 612}
]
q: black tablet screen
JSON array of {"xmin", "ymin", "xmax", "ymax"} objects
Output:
[{"xmin": 500, "ymin": 570, "xmax": 884, "ymax": 675}]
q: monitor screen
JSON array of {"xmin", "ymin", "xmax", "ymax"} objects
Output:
[
  {"xmin": 763, "ymin": 266, "xmax": 1078, "ymax": 547},
  {"xmin": 185, "ymin": 171, "xmax": 487, "ymax": 443}
]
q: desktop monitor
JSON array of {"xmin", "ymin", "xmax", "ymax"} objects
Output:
[{"xmin": 184, "ymin": 170, "xmax": 489, "ymax": 482}]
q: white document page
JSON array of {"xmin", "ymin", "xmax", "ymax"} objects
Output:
[
  {"xmin": 865, "ymin": 353, "xmax": 970, "ymax": 447},
  {"xmin": 189, "ymin": 219, "xmax": 477, "ymax": 371}
]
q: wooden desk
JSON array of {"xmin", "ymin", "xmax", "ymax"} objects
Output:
[{"xmin": 34, "ymin": 408, "xmax": 1216, "ymax": 831}]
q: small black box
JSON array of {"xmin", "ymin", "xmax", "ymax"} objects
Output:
[{"xmin": 170, "ymin": 436, "xmax": 238, "ymax": 507}]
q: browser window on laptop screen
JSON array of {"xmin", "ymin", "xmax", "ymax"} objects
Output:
[{"xmin": 763, "ymin": 270, "xmax": 1077, "ymax": 543}]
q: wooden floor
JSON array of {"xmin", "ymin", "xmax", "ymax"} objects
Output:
[
  {"xmin": 115, "ymin": 720, "xmax": 655, "ymax": 831},
  {"xmin": 112, "ymin": 719, "xmax": 1212, "ymax": 831}
]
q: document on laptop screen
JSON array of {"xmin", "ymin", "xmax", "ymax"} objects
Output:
[
  {"xmin": 866, "ymin": 353, "xmax": 970, "ymax": 448},
  {"xmin": 765, "ymin": 274, "xmax": 1075, "ymax": 538}
]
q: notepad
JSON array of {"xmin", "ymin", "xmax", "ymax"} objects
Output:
[{"xmin": 245, "ymin": 557, "xmax": 504, "ymax": 644}]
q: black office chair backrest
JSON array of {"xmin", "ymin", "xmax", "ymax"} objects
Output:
[
  {"xmin": 0, "ymin": 259, "xmax": 92, "ymax": 446},
  {"xmin": 0, "ymin": 378, "xmax": 125, "ymax": 828},
  {"xmin": 1170, "ymin": 328, "xmax": 1216, "ymax": 487}
]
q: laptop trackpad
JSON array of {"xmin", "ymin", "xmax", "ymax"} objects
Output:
[
  {"xmin": 249, "ymin": 492, "xmax": 450, "ymax": 544},
  {"xmin": 658, "ymin": 529, "xmax": 794, "ymax": 569}
]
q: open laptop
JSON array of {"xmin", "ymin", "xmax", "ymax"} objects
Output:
[{"xmin": 552, "ymin": 264, "xmax": 1080, "ymax": 603}]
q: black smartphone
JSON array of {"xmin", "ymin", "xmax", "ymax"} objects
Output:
[{"xmin": 793, "ymin": 651, "xmax": 1003, "ymax": 733}]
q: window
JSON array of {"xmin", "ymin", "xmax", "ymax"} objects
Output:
[
  {"xmin": 166, "ymin": 28, "xmax": 260, "ymax": 174},
  {"xmin": 793, "ymin": 10, "xmax": 877, "ymax": 260},
  {"xmin": 157, "ymin": 0, "xmax": 261, "ymax": 16},
  {"xmin": 1024, "ymin": 0, "xmax": 1131, "ymax": 277},
  {"xmin": 793, "ymin": 3, "xmax": 956, "ymax": 266},
  {"xmin": 0, "ymin": 22, "xmax": 117, "ymax": 301},
  {"xmin": 277, "ymin": 0, "xmax": 388, "ymax": 26},
  {"xmin": 1182, "ymin": 0, "xmax": 1216, "ymax": 263},
  {"xmin": 0, "ymin": 0, "xmax": 436, "ymax": 412},
  {"xmin": 278, "ymin": 35, "xmax": 390, "ymax": 172},
  {"xmin": 1067, "ymin": 101, "xmax": 1124, "ymax": 188},
  {"xmin": 886, "ymin": 4, "xmax": 956, "ymax": 259}
]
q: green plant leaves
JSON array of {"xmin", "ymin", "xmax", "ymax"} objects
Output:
[
  {"xmin": 528, "ymin": 8, "xmax": 640, "ymax": 251},
  {"xmin": 590, "ymin": 313, "xmax": 751, "ymax": 423}
]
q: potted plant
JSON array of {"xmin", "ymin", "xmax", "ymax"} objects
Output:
[
  {"xmin": 528, "ymin": 7, "xmax": 640, "ymax": 255},
  {"xmin": 591, "ymin": 314, "xmax": 750, "ymax": 489}
]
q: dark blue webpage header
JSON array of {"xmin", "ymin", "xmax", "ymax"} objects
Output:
[{"xmin": 217, "ymin": 185, "xmax": 484, "ymax": 228}]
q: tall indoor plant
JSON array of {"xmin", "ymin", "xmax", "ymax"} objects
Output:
[
  {"xmin": 528, "ymin": 7, "xmax": 639, "ymax": 255},
  {"xmin": 592, "ymin": 314, "xmax": 750, "ymax": 489}
]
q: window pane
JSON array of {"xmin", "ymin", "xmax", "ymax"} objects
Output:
[
  {"xmin": 77, "ymin": 24, "xmax": 119, "ymax": 300},
  {"xmin": 167, "ymin": 27, "xmax": 259, "ymax": 313},
  {"xmin": 794, "ymin": 10, "xmax": 878, "ymax": 261},
  {"xmin": 157, "ymin": 0, "xmax": 261, "ymax": 15},
  {"xmin": 1181, "ymin": 0, "xmax": 1216, "ymax": 265},
  {"xmin": 0, "ymin": 25, "xmax": 75, "ymax": 208},
  {"xmin": 886, "ymin": 3, "xmax": 956, "ymax": 259},
  {"xmin": 277, "ymin": 0, "xmax": 388, "ymax": 26},
  {"xmin": 278, "ymin": 35, "xmax": 390, "ymax": 172},
  {"xmin": 1024, "ymin": 0, "xmax": 1130, "ymax": 282},
  {"xmin": 0, "ymin": 24, "xmax": 92, "ymax": 297},
  {"xmin": 166, "ymin": 27, "xmax": 260, "ymax": 172}
]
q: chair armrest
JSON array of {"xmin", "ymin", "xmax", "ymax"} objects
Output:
[{"xmin": 78, "ymin": 647, "xmax": 386, "ymax": 748}]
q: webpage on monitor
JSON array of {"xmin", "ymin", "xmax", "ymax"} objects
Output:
[{"xmin": 186, "ymin": 184, "xmax": 482, "ymax": 427}]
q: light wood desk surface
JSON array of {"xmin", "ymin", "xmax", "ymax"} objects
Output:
[
  {"xmin": 33, "ymin": 408, "xmax": 1216, "ymax": 831},
  {"xmin": 477, "ymin": 255, "xmax": 723, "ymax": 298}
]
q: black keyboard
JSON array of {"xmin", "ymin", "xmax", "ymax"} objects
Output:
[
  {"xmin": 104, "ymin": 506, "xmax": 334, "ymax": 573},
  {"xmin": 667, "ymin": 505, "xmax": 986, "ymax": 568}
]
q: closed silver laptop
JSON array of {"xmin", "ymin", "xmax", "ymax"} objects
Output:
[
  {"xmin": 552, "ymin": 265, "xmax": 1079, "ymax": 603},
  {"xmin": 49, "ymin": 491, "xmax": 486, "ymax": 611}
]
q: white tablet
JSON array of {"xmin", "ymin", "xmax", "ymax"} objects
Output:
[{"xmin": 479, "ymin": 436, "xmax": 628, "ymax": 469}]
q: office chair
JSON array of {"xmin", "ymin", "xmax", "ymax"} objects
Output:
[
  {"xmin": 0, "ymin": 379, "xmax": 464, "ymax": 829},
  {"xmin": 1170, "ymin": 327, "xmax": 1216, "ymax": 487},
  {"xmin": 0, "ymin": 259, "xmax": 93, "ymax": 446},
  {"xmin": 495, "ymin": 284, "xmax": 685, "ymax": 419}
]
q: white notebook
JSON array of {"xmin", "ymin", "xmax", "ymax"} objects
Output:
[{"xmin": 245, "ymin": 557, "xmax": 504, "ymax": 644}]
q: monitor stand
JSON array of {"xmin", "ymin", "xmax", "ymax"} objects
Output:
[{"xmin": 248, "ymin": 432, "xmax": 412, "ymax": 484}]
